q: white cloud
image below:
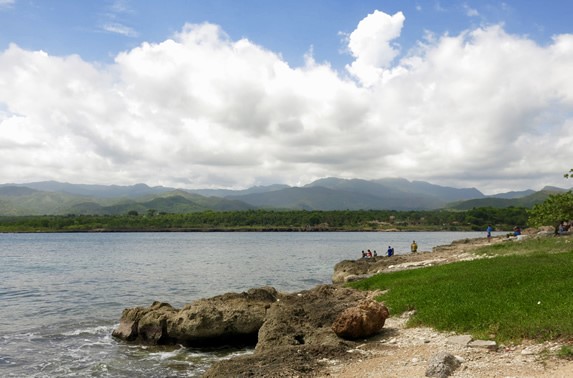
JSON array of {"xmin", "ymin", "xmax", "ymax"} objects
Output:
[
  {"xmin": 345, "ymin": 10, "xmax": 405, "ymax": 86},
  {"xmin": 99, "ymin": 0, "xmax": 137, "ymax": 37},
  {"xmin": 102, "ymin": 22, "xmax": 138, "ymax": 37},
  {"xmin": 1, "ymin": 11, "xmax": 572, "ymax": 193}
]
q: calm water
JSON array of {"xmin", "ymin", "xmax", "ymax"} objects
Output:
[{"xmin": 0, "ymin": 231, "xmax": 488, "ymax": 377}]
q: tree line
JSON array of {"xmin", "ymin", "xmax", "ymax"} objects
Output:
[{"xmin": 0, "ymin": 207, "xmax": 529, "ymax": 232}]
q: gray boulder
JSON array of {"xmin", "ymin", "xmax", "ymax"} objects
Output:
[{"xmin": 425, "ymin": 351, "xmax": 461, "ymax": 378}]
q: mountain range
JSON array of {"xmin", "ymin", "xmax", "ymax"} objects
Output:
[{"xmin": 0, "ymin": 178, "xmax": 569, "ymax": 216}]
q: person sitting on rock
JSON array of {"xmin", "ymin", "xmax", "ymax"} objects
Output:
[
  {"xmin": 387, "ymin": 246, "xmax": 394, "ymax": 257},
  {"xmin": 373, "ymin": 250, "xmax": 377, "ymax": 257},
  {"xmin": 367, "ymin": 249, "xmax": 373, "ymax": 258},
  {"xmin": 361, "ymin": 250, "xmax": 367, "ymax": 258}
]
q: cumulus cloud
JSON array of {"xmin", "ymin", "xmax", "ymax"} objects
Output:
[
  {"xmin": 345, "ymin": 10, "xmax": 405, "ymax": 86},
  {"xmin": 0, "ymin": 10, "xmax": 572, "ymax": 193}
]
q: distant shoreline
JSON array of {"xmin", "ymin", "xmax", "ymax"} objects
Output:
[{"xmin": 0, "ymin": 227, "xmax": 487, "ymax": 234}]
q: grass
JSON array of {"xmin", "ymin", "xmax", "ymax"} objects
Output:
[
  {"xmin": 348, "ymin": 235, "xmax": 573, "ymax": 344},
  {"xmin": 558, "ymin": 345, "xmax": 573, "ymax": 360}
]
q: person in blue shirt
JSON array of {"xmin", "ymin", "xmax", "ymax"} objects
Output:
[
  {"xmin": 387, "ymin": 246, "xmax": 394, "ymax": 257},
  {"xmin": 486, "ymin": 225, "xmax": 493, "ymax": 242}
]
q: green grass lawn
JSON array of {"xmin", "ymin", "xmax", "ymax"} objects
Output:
[{"xmin": 348, "ymin": 235, "xmax": 573, "ymax": 344}]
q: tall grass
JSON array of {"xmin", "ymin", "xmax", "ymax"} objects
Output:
[{"xmin": 349, "ymin": 236, "xmax": 573, "ymax": 343}]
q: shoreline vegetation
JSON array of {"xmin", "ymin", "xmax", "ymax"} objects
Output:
[{"xmin": 0, "ymin": 207, "xmax": 528, "ymax": 233}]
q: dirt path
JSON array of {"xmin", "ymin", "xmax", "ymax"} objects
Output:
[{"xmin": 321, "ymin": 312, "xmax": 573, "ymax": 377}]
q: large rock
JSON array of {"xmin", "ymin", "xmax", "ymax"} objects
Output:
[
  {"xmin": 331, "ymin": 299, "xmax": 389, "ymax": 340},
  {"xmin": 112, "ymin": 287, "xmax": 278, "ymax": 346},
  {"xmin": 205, "ymin": 284, "xmax": 380, "ymax": 377},
  {"xmin": 112, "ymin": 301, "xmax": 176, "ymax": 344},
  {"xmin": 255, "ymin": 284, "xmax": 370, "ymax": 353}
]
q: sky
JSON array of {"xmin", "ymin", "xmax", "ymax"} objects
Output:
[{"xmin": 1, "ymin": 0, "xmax": 572, "ymax": 194}]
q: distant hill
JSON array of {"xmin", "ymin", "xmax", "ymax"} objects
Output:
[
  {"xmin": 227, "ymin": 186, "xmax": 396, "ymax": 210},
  {"xmin": 447, "ymin": 189, "xmax": 562, "ymax": 210},
  {"xmin": 227, "ymin": 177, "xmax": 485, "ymax": 210},
  {"xmin": 188, "ymin": 184, "xmax": 289, "ymax": 198},
  {"xmin": 489, "ymin": 189, "xmax": 536, "ymax": 199},
  {"xmin": 0, "ymin": 186, "xmax": 254, "ymax": 215},
  {"xmin": 1, "ymin": 181, "xmax": 172, "ymax": 198},
  {"xmin": 0, "ymin": 186, "xmax": 96, "ymax": 215},
  {"xmin": 0, "ymin": 179, "xmax": 569, "ymax": 215}
]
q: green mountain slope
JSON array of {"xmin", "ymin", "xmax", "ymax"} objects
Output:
[
  {"xmin": 447, "ymin": 190, "xmax": 559, "ymax": 210},
  {"xmin": 0, "ymin": 187, "xmax": 254, "ymax": 215}
]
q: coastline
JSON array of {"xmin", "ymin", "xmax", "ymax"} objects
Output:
[
  {"xmin": 318, "ymin": 234, "xmax": 573, "ymax": 377},
  {"xmin": 199, "ymin": 232, "xmax": 573, "ymax": 377}
]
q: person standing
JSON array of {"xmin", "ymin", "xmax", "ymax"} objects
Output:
[
  {"xmin": 410, "ymin": 240, "xmax": 418, "ymax": 253},
  {"xmin": 387, "ymin": 246, "xmax": 394, "ymax": 257},
  {"xmin": 486, "ymin": 225, "xmax": 493, "ymax": 242}
]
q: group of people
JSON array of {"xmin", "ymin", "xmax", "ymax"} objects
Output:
[
  {"xmin": 360, "ymin": 241, "xmax": 418, "ymax": 259},
  {"xmin": 361, "ymin": 249, "xmax": 378, "ymax": 258}
]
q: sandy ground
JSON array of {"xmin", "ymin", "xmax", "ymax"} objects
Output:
[{"xmin": 321, "ymin": 234, "xmax": 573, "ymax": 378}]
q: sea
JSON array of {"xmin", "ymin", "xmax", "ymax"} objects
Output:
[{"xmin": 0, "ymin": 231, "xmax": 494, "ymax": 377}]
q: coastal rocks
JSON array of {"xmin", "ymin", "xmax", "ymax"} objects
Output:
[
  {"xmin": 332, "ymin": 259, "xmax": 375, "ymax": 283},
  {"xmin": 112, "ymin": 301, "xmax": 176, "ymax": 343},
  {"xmin": 331, "ymin": 299, "xmax": 389, "ymax": 340},
  {"xmin": 255, "ymin": 285, "xmax": 374, "ymax": 353},
  {"xmin": 112, "ymin": 286, "xmax": 278, "ymax": 346},
  {"xmin": 332, "ymin": 254, "xmax": 436, "ymax": 284},
  {"xmin": 166, "ymin": 286, "xmax": 277, "ymax": 345},
  {"xmin": 204, "ymin": 284, "xmax": 384, "ymax": 377}
]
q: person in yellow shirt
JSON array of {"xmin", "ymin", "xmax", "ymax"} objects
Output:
[{"xmin": 410, "ymin": 240, "xmax": 418, "ymax": 253}]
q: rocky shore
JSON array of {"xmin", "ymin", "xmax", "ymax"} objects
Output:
[{"xmin": 112, "ymin": 231, "xmax": 573, "ymax": 377}]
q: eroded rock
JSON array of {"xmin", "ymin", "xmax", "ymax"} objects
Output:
[
  {"xmin": 112, "ymin": 287, "xmax": 278, "ymax": 346},
  {"xmin": 256, "ymin": 285, "xmax": 371, "ymax": 353},
  {"xmin": 331, "ymin": 299, "xmax": 389, "ymax": 340}
]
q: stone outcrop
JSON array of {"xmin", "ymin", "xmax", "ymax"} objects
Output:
[
  {"xmin": 256, "ymin": 285, "xmax": 375, "ymax": 352},
  {"xmin": 112, "ymin": 286, "xmax": 279, "ymax": 346},
  {"xmin": 113, "ymin": 284, "xmax": 390, "ymax": 377},
  {"xmin": 331, "ymin": 299, "xmax": 389, "ymax": 340},
  {"xmin": 205, "ymin": 284, "xmax": 387, "ymax": 377}
]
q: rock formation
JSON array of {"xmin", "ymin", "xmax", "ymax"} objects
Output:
[
  {"xmin": 112, "ymin": 286, "xmax": 279, "ymax": 347},
  {"xmin": 331, "ymin": 299, "xmax": 389, "ymax": 340},
  {"xmin": 113, "ymin": 284, "xmax": 389, "ymax": 377}
]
